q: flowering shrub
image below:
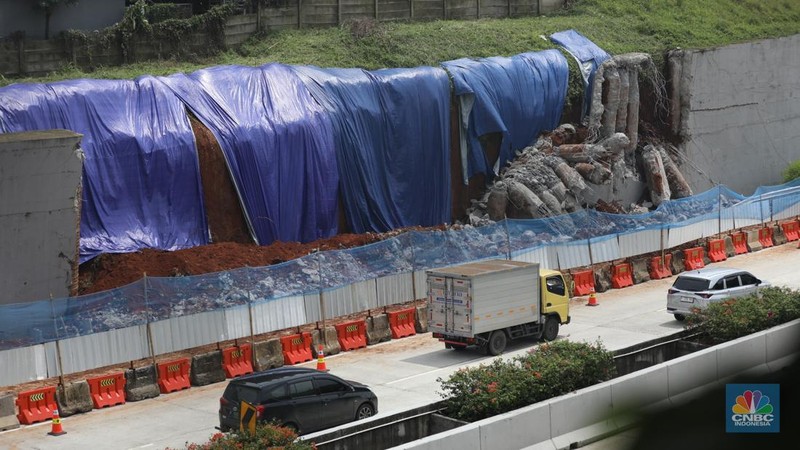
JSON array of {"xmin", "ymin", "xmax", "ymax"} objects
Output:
[
  {"xmin": 171, "ymin": 423, "xmax": 316, "ymax": 450},
  {"xmin": 437, "ymin": 340, "xmax": 615, "ymax": 422},
  {"xmin": 685, "ymin": 286, "xmax": 800, "ymax": 343}
]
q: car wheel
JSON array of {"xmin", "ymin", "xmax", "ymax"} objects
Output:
[
  {"xmin": 542, "ymin": 315, "xmax": 559, "ymax": 341},
  {"xmin": 674, "ymin": 314, "xmax": 686, "ymax": 321},
  {"xmin": 487, "ymin": 331, "xmax": 507, "ymax": 356},
  {"xmin": 356, "ymin": 403, "xmax": 375, "ymax": 420}
]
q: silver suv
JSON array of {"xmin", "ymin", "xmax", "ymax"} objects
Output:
[{"xmin": 666, "ymin": 267, "xmax": 767, "ymax": 321}]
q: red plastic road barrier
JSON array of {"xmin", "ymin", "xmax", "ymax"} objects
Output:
[
  {"xmin": 611, "ymin": 262, "xmax": 634, "ymax": 289},
  {"xmin": 731, "ymin": 232, "xmax": 748, "ymax": 255},
  {"xmin": 571, "ymin": 269, "xmax": 595, "ymax": 296},
  {"xmin": 157, "ymin": 358, "xmax": 191, "ymax": 394},
  {"xmin": 87, "ymin": 373, "xmax": 126, "ymax": 409},
  {"xmin": 335, "ymin": 320, "xmax": 367, "ymax": 352},
  {"xmin": 707, "ymin": 239, "xmax": 727, "ymax": 262},
  {"xmin": 280, "ymin": 332, "xmax": 313, "ymax": 365},
  {"xmin": 781, "ymin": 220, "xmax": 800, "ymax": 241},
  {"xmin": 222, "ymin": 344, "xmax": 253, "ymax": 378},
  {"xmin": 387, "ymin": 308, "xmax": 417, "ymax": 339},
  {"xmin": 683, "ymin": 247, "xmax": 705, "ymax": 270},
  {"xmin": 648, "ymin": 254, "xmax": 672, "ymax": 280},
  {"xmin": 758, "ymin": 227, "xmax": 774, "ymax": 248},
  {"xmin": 16, "ymin": 387, "xmax": 57, "ymax": 425}
]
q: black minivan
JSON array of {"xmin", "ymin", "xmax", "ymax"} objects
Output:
[{"xmin": 218, "ymin": 367, "xmax": 378, "ymax": 434}]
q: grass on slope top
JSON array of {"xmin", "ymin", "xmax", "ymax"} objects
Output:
[{"xmin": 1, "ymin": 0, "xmax": 799, "ymax": 87}]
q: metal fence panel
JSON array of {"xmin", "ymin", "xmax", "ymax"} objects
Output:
[
  {"xmin": 252, "ymin": 295, "xmax": 307, "ymax": 334},
  {"xmin": 304, "ymin": 293, "xmax": 322, "ymax": 323},
  {"xmin": 589, "ymin": 236, "xmax": 621, "ymax": 264},
  {"xmin": 618, "ymin": 229, "xmax": 662, "ymax": 258},
  {"xmin": 58, "ymin": 325, "xmax": 149, "ymax": 375},
  {"xmin": 413, "ymin": 270, "xmax": 428, "ymax": 300},
  {"xmin": 0, "ymin": 345, "xmax": 47, "ymax": 387},
  {"xmin": 323, "ymin": 280, "xmax": 377, "ymax": 318},
  {"xmin": 224, "ymin": 305, "xmax": 251, "ymax": 341},
  {"xmin": 552, "ymin": 241, "xmax": 591, "ymax": 269},
  {"xmin": 667, "ymin": 220, "xmax": 711, "ymax": 248},
  {"xmin": 376, "ymin": 273, "xmax": 414, "ymax": 307},
  {"xmin": 513, "ymin": 245, "xmax": 557, "ymax": 268},
  {"xmin": 150, "ymin": 310, "xmax": 227, "ymax": 355}
]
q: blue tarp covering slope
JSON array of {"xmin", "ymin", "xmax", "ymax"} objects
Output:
[
  {"xmin": 159, "ymin": 64, "xmax": 339, "ymax": 245},
  {"xmin": 549, "ymin": 29, "xmax": 611, "ymax": 120},
  {"xmin": 0, "ymin": 77, "xmax": 209, "ymax": 262},
  {"xmin": 441, "ymin": 50, "xmax": 569, "ymax": 183},
  {"xmin": 293, "ymin": 66, "xmax": 451, "ymax": 234}
]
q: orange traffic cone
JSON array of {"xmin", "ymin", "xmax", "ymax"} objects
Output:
[
  {"xmin": 587, "ymin": 292, "xmax": 599, "ymax": 307},
  {"xmin": 316, "ymin": 345, "xmax": 328, "ymax": 372},
  {"xmin": 48, "ymin": 409, "xmax": 66, "ymax": 436}
]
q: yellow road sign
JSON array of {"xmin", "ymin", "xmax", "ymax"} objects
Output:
[{"xmin": 239, "ymin": 400, "xmax": 257, "ymax": 434}]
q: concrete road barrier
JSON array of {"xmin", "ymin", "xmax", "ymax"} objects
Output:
[
  {"xmin": 415, "ymin": 305, "xmax": 429, "ymax": 333},
  {"xmin": 745, "ymin": 230, "xmax": 763, "ymax": 252},
  {"xmin": 312, "ymin": 326, "xmax": 341, "ymax": 357},
  {"xmin": 0, "ymin": 393, "xmax": 19, "ymax": 431},
  {"xmin": 253, "ymin": 338, "xmax": 284, "ymax": 371},
  {"xmin": 630, "ymin": 257, "xmax": 650, "ymax": 284},
  {"xmin": 124, "ymin": 365, "xmax": 160, "ymax": 402},
  {"xmin": 669, "ymin": 249, "xmax": 685, "ymax": 275},
  {"xmin": 56, "ymin": 380, "xmax": 93, "ymax": 417},
  {"xmin": 772, "ymin": 224, "xmax": 787, "ymax": 245},
  {"xmin": 190, "ymin": 350, "xmax": 226, "ymax": 386},
  {"xmin": 367, "ymin": 314, "xmax": 391, "ymax": 345}
]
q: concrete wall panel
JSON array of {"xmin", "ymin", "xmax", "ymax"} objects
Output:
[
  {"xmin": 548, "ymin": 384, "xmax": 614, "ymax": 449},
  {"xmin": 766, "ymin": 320, "xmax": 800, "ymax": 364},
  {"xmin": 665, "ymin": 346, "xmax": 718, "ymax": 403},
  {"xmin": 715, "ymin": 333, "xmax": 768, "ymax": 382},
  {"xmin": 480, "ymin": 402, "xmax": 552, "ymax": 450},
  {"xmin": 388, "ymin": 423, "xmax": 481, "ymax": 449}
]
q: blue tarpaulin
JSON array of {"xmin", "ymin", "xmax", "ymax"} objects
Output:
[
  {"xmin": 549, "ymin": 29, "xmax": 611, "ymax": 120},
  {"xmin": 441, "ymin": 50, "xmax": 569, "ymax": 183},
  {"xmin": 159, "ymin": 64, "xmax": 340, "ymax": 245},
  {"xmin": 0, "ymin": 77, "xmax": 209, "ymax": 262},
  {"xmin": 292, "ymin": 66, "xmax": 452, "ymax": 234}
]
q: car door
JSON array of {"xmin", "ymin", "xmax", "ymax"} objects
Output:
[
  {"xmin": 739, "ymin": 272, "xmax": 762, "ymax": 296},
  {"xmin": 286, "ymin": 378, "xmax": 323, "ymax": 433},
  {"xmin": 314, "ymin": 376, "xmax": 355, "ymax": 429},
  {"xmin": 723, "ymin": 274, "xmax": 748, "ymax": 300}
]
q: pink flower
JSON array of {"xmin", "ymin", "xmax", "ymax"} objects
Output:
[{"xmin": 487, "ymin": 382, "xmax": 498, "ymax": 393}]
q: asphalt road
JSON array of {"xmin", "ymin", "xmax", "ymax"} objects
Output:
[{"xmin": 1, "ymin": 243, "xmax": 798, "ymax": 450}]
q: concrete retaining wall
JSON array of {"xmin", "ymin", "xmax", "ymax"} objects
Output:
[{"xmin": 389, "ymin": 319, "xmax": 800, "ymax": 449}]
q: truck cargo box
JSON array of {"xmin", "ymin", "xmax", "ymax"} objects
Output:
[{"xmin": 427, "ymin": 260, "xmax": 540, "ymax": 338}]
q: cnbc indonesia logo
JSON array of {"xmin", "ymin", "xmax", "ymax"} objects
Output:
[{"xmin": 727, "ymin": 384, "xmax": 780, "ymax": 433}]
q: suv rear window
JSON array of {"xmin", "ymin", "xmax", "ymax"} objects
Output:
[{"xmin": 673, "ymin": 276, "xmax": 710, "ymax": 292}]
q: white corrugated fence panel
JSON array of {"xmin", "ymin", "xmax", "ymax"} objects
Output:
[
  {"xmin": 553, "ymin": 241, "xmax": 591, "ymax": 269},
  {"xmin": 58, "ymin": 325, "xmax": 149, "ymax": 374},
  {"xmin": 150, "ymin": 310, "xmax": 227, "ymax": 355},
  {"xmin": 252, "ymin": 295, "xmax": 307, "ymax": 334},
  {"xmin": 376, "ymin": 273, "xmax": 414, "ymax": 307},
  {"xmin": 618, "ymin": 229, "xmax": 662, "ymax": 258},
  {"xmin": 323, "ymin": 280, "xmax": 376, "ymax": 318},
  {"xmin": 413, "ymin": 270, "xmax": 428, "ymax": 300},
  {"xmin": 773, "ymin": 200, "xmax": 800, "ymax": 220},
  {"xmin": 44, "ymin": 341, "xmax": 59, "ymax": 378},
  {"xmin": 224, "ymin": 305, "xmax": 251, "ymax": 341},
  {"xmin": 667, "ymin": 221, "xmax": 707, "ymax": 248},
  {"xmin": 0, "ymin": 345, "xmax": 47, "ymax": 387},
  {"xmin": 513, "ymin": 245, "xmax": 556, "ymax": 268},
  {"xmin": 304, "ymin": 293, "xmax": 322, "ymax": 323},
  {"xmin": 589, "ymin": 237, "xmax": 621, "ymax": 264}
]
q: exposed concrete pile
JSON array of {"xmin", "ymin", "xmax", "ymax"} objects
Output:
[{"xmin": 466, "ymin": 53, "xmax": 693, "ymax": 225}]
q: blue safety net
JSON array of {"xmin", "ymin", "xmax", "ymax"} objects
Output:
[
  {"xmin": 549, "ymin": 29, "xmax": 612, "ymax": 120},
  {"xmin": 159, "ymin": 64, "xmax": 339, "ymax": 245},
  {"xmin": 441, "ymin": 50, "xmax": 569, "ymax": 181},
  {"xmin": 292, "ymin": 65, "xmax": 452, "ymax": 234},
  {"xmin": 0, "ymin": 77, "xmax": 209, "ymax": 262}
]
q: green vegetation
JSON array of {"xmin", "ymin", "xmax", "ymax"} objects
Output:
[
  {"xmin": 686, "ymin": 287, "xmax": 800, "ymax": 344},
  {"xmin": 783, "ymin": 160, "xmax": 800, "ymax": 182},
  {"xmin": 175, "ymin": 424, "xmax": 315, "ymax": 450},
  {"xmin": 3, "ymin": 0, "xmax": 800, "ymax": 87},
  {"xmin": 437, "ymin": 340, "xmax": 615, "ymax": 422}
]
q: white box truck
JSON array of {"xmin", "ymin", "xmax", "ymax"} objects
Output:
[{"xmin": 427, "ymin": 259, "xmax": 570, "ymax": 355}]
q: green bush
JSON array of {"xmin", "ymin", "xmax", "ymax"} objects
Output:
[
  {"xmin": 685, "ymin": 286, "xmax": 800, "ymax": 343},
  {"xmin": 437, "ymin": 340, "xmax": 615, "ymax": 422},
  {"xmin": 172, "ymin": 423, "xmax": 316, "ymax": 450},
  {"xmin": 783, "ymin": 160, "xmax": 800, "ymax": 183}
]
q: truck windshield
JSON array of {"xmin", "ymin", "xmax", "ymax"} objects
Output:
[{"xmin": 546, "ymin": 276, "xmax": 565, "ymax": 296}]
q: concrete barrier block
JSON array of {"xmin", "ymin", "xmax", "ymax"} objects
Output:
[
  {"xmin": 766, "ymin": 320, "xmax": 800, "ymax": 365},
  {"xmin": 190, "ymin": 350, "xmax": 226, "ymax": 386},
  {"xmin": 549, "ymin": 384, "xmax": 615, "ymax": 450},
  {"xmin": 0, "ymin": 393, "xmax": 19, "ymax": 431},
  {"xmin": 745, "ymin": 230, "xmax": 762, "ymax": 252},
  {"xmin": 715, "ymin": 333, "xmax": 767, "ymax": 381},
  {"xmin": 772, "ymin": 224, "xmax": 787, "ymax": 245},
  {"xmin": 415, "ymin": 305, "xmax": 429, "ymax": 333},
  {"xmin": 480, "ymin": 401, "xmax": 552, "ymax": 449},
  {"xmin": 253, "ymin": 338, "xmax": 284, "ymax": 371},
  {"xmin": 56, "ymin": 380, "xmax": 93, "ymax": 417},
  {"xmin": 125, "ymin": 365, "xmax": 160, "ymax": 402},
  {"xmin": 593, "ymin": 264, "xmax": 612, "ymax": 293},
  {"xmin": 386, "ymin": 422, "xmax": 481, "ymax": 450},
  {"xmin": 665, "ymin": 347, "xmax": 718, "ymax": 405},
  {"xmin": 630, "ymin": 257, "xmax": 650, "ymax": 284},
  {"xmin": 669, "ymin": 250, "xmax": 685, "ymax": 275},
  {"xmin": 367, "ymin": 314, "xmax": 391, "ymax": 345},
  {"xmin": 724, "ymin": 235, "xmax": 736, "ymax": 257},
  {"xmin": 312, "ymin": 326, "xmax": 341, "ymax": 356}
]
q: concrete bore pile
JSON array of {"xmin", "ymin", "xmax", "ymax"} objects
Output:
[{"xmin": 467, "ymin": 53, "xmax": 694, "ymax": 225}]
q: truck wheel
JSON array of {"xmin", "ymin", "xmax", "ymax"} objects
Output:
[
  {"xmin": 542, "ymin": 316, "xmax": 559, "ymax": 341},
  {"xmin": 487, "ymin": 331, "xmax": 507, "ymax": 356}
]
